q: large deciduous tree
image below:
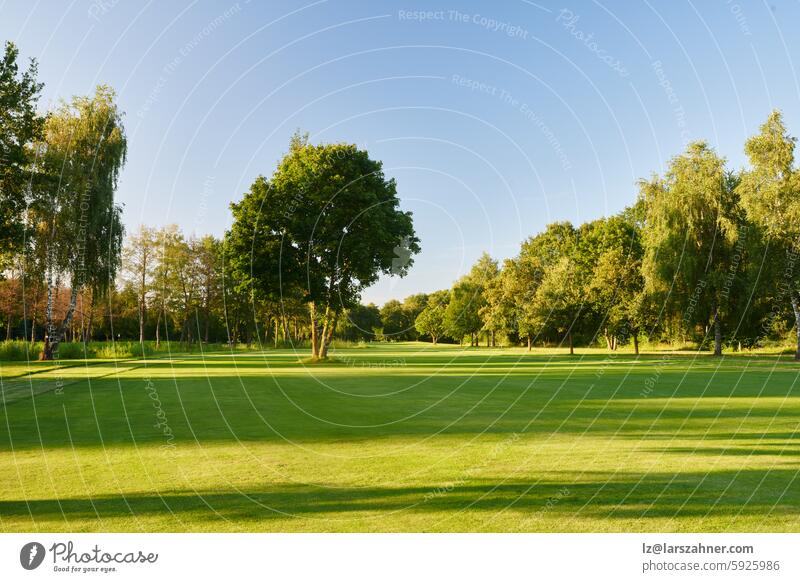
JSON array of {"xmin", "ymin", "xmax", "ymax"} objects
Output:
[
  {"xmin": 737, "ymin": 110, "xmax": 800, "ymax": 359},
  {"xmin": 642, "ymin": 141, "xmax": 740, "ymax": 356},
  {"xmin": 227, "ymin": 133, "xmax": 419, "ymax": 358},
  {"xmin": 34, "ymin": 85, "xmax": 126, "ymax": 360}
]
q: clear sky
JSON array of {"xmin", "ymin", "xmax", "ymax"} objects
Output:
[{"xmin": 2, "ymin": 0, "xmax": 799, "ymax": 304}]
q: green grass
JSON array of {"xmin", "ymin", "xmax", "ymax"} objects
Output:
[{"xmin": 1, "ymin": 343, "xmax": 798, "ymax": 532}]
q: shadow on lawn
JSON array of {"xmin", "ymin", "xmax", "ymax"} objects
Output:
[
  {"xmin": 1, "ymin": 469, "xmax": 797, "ymax": 530},
  {"xmin": 1, "ymin": 367, "xmax": 799, "ymax": 450}
]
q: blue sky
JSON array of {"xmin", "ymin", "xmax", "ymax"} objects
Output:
[{"xmin": 2, "ymin": 0, "xmax": 799, "ymax": 304}]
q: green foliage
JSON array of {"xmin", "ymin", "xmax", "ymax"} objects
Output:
[
  {"xmin": 444, "ymin": 279, "xmax": 485, "ymax": 345},
  {"xmin": 380, "ymin": 300, "xmax": 409, "ymax": 339},
  {"xmin": 415, "ymin": 299, "xmax": 447, "ymax": 344},
  {"xmin": 642, "ymin": 141, "xmax": 741, "ymax": 353},
  {"xmin": 34, "ymin": 85, "xmax": 127, "ymax": 292},
  {"xmin": 738, "ymin": 110, "xmax": 799, "ymax": 240},
  {"xmin": 226, "ymin": 134, "xmax": 420, "ymax": 357},
  {"xmin": 0, "ymin": 41, "xmax": 44, "ymax": 261},
  {"xmin": 227, "ymin": 137, "xmax": 420, "ymax": 307},
  {"xmin": 339, "ymin": 303, "xmax": 381, "ymax": 341},
  {"xmin": 0, "ymin": 340, "xmax": 37, "ymax": 361}
]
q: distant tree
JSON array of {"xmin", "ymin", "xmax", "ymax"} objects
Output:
[
  {"xmin": 481, "ymin": 259, "xmax": 521, "ymax": 347},
  {"xmin": 401, "ymin": 293, "xmax": 429, "ymax": 340},
  {"xmin": 0, "ymin": 41, "xmax": 44, "ymax": 262},
  {"xmin": 0, "ymin": 264, "xmax": 22, "ymax": 339},
  {"xmin": 227, "ymin": 134, "xmax": 419, "ymax": 358},
  {"xmin": 530, "ymin": 256, "xmax": 583, "ymax": 354},
  {"xmin": 150, "ymin": 225, "xmax": 181, "ymax": 347},
  {"xmin": 444, "ymin": 279, "xmax": 484, "ymax": 346},
  {"xmin": 340, "ymin": 303, "xmax": 381, "ymax": 341},
  {"xmin": 122, "ymin": 225, "xmax": 156, "ymax": 343},
  {"xmin": 480, "ymin": 271, "xmax": 510, "ymax": 347},
  {"xmin": 588, "ymin": 246, "xmax": 644, "ymax": 352},
  {"xmin": 380, "ymin": 299, "xmax": 409, "ymax": 340},
  {"xmin": 415, "ymin": 293, "xmax": 448, "ymax": 344},
  {"xmin": 467, "ymin": 252, "xmax": 499, "ymax": 346},
  {"xmin": 33, "ymin": 86, "xmax": 126, "ymax": 359},
  {"xmin": 642, "ymin": 141, "xmax": 740, "ymax": 356},
  {"xmin": 509, "ymin": 222, "xmax": 578, "ymax": 349},
  {"xmin": 580, "ymin": 214, "xmax": 644, "ymax": 351},
  {"xmin": 195, "ymin": 234, "xmax": 223, "ymax": 343},
  {"xmin": 172, "ymin": 235, "xmax": 201, "ymax": 342}
]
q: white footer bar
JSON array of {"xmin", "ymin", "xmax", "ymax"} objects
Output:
[{"xmin": 2, "ymin": 533, "xmax": 797, "ymax": 581}]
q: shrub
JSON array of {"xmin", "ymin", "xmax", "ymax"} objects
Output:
[
  {"xmin": 0, "ymin": 340, "xmax": 37, "ymax": 361},
  {"xmin": 56, "ymin": 342, "xmax": 96, "ymax": 359}
]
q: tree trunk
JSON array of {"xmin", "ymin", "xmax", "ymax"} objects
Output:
[
  {"xmin": 309, "ymin": 302, "xmax": 320, "ymax": 358},
  {"xmin": 86, "ymin": 302, "xmax": 94, "ymax": 343},
  {"xmin": 41, "ymin": 265, "xmax": 56, "ymax": 359},
  {"xmin": 568, "ymin": 331, "xmax": 574, "ymax": 355},
  {"xmin": 791, "ymin": 293, "xmax": 800, "ymax": 361},
  {"xmin": 138, "ymin": 294, "xmax": 145, "ymax": 343},
  {"xmin": 318, "ymin": 312, "xmax": 338, "ymax": 359},
  {"xmin": 527, "ymin": 335, "xmax": 532, "ymax": 351},
  {"xmin": 633, "ymin": 333, "xmax": 639, "ymax": 355},
  {"xmin": 713, "ymin": 307, "xmax": 722, "ymax": 356},
  {"xmin": 155, "ymin": 308, "xmax": 162, "ymax": 348},
  {"xmin": 29, "ymin": 286, "xmax": 36, "ymax": 343},
  {"xmin": 41, "ymin": 286, "xmax": 80, "ymax": 360}
]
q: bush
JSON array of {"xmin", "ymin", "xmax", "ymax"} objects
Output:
[
  {"xmin": 91, "ymin": 341, "xmax": 155, "ymax": 359},
  {"xmin": 0, "ymin": 340, "xmax": 37, "ymax": 361},
  {"xmin": 55, "ymin": 342, "xmax": 95, "ymax": 359},
  {"xmin": 0, "ymin": 338, "xmax": 371, "ymax": 361}
]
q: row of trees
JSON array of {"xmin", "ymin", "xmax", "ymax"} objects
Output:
[
  {"xmin": 3, "ymin": 38, "xmax": 800, "ymax": 359},
  {"xmin": 1, "ymin": 37, "xmax": 419, "ymax": 358},
  {"xmin": 411, "ymin": 111, "xmax": 800, "ymax": 358}
]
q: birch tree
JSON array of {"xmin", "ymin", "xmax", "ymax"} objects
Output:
[{"xmin": 34, "ymin": 85, "xmax": 126, "ymax": 359}]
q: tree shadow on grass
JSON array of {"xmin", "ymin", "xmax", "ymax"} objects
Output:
[
  {"xmin": 1, "ymin": 368, "xmax": 799, "ymax": 450},
  {"xmin": 2, "ymin": 469, "xmax": 798, "ymax": 531}
]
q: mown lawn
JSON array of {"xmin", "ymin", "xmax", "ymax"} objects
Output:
[{"xmin": 1, "ymin": 343, "xmax": 798, "ymax": 532}]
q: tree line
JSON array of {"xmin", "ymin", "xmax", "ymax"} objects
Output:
[
  {"xmin": 411, "ymin": 111, "xmax": 800, "ymax": 359},
  {"xmin": 3, "ymin": 39, "xmax": 800, "ymax": 359}
]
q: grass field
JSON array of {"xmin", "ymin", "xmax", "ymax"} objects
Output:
[{"xmin": 1, "ymin": 342, "xmax": 798, "ymax": 532}]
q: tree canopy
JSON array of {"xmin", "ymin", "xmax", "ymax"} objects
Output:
[{"xmin": 227, "ymin": 134, "xmax": 420, "ymax": 358}]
